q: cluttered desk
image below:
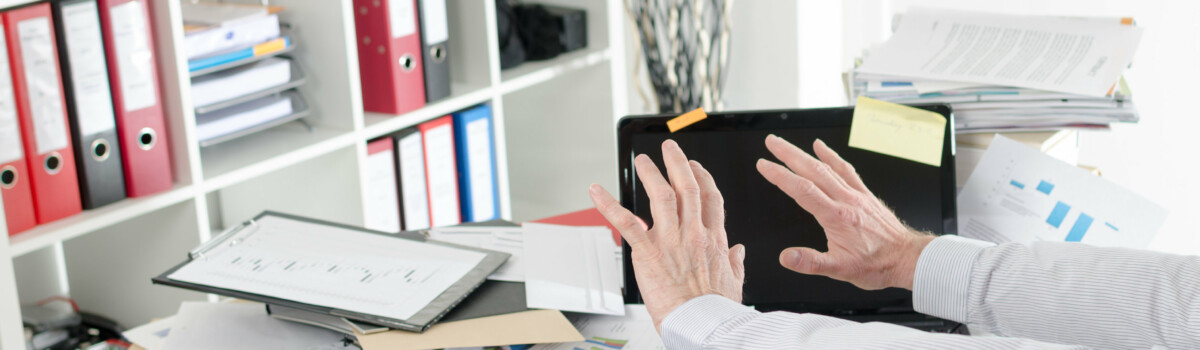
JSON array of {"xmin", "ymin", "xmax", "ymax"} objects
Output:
[{"xmin": 97, "ymin": 6, "xmax": 1168, "ymax": 350}]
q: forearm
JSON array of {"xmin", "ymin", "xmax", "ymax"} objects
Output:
[
  {"xmin": 915, "ymin": 236, "xmax": 1200, "ymax": 349},
  {"xmin": 660, "ymin": 295, "xmax": 1086, "ymax": 349}
]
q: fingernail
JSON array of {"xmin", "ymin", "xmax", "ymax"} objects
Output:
[
  {"xmin": 589, "ymin": 183, "xmax": 601, "ymax": 194},
  {"xmin": 767, "ymin": 134, "xmax": 777, "ymax": 140},
  {"xmin": 783, "ymin": 250, "xmax": 802, "ymax": 267}
]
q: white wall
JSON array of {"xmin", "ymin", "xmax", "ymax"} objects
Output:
[{"xmin": 623, "ymin": 0, "xmax": 1200, "ymax": 255}]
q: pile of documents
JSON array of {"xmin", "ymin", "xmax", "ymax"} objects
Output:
[
  {"xmin": 846, "ymin": 8, "xmax": 1144, "ymax": 133},
  {"xmin": 138, "ymin": 210, "xmax": 660, "ymax": 350}
]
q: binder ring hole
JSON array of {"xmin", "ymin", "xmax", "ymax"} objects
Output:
[
  {"xmin": 44, "ymin": 153, "xmax": 61, "ymax": 175},
  {"xmin": 0, "ymin": 165, "xmax": 15, "ymax": 188},
  {"xmin": 138, "ymin": 127, "xmax": 157, "ymax": 151},
  {"xmin": 91, "ymin": 139, "xmax": 111, "ymax": 162},
  {"xmin": 431, "ymin": 45, "xmax": 446, "ymax": 62},
  {"xmin": 399, "ymin": 54, "xmax": 415, "ymax": 72}
]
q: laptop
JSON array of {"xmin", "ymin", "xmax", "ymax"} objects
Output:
[{"xmin": 616, "ymin": 105, "xmax": 964, "ymax": 332}]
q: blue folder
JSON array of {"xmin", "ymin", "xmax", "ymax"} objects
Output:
[{"xmin": 453, "ymin": 104, "xmax": 501, "ymax": 222}]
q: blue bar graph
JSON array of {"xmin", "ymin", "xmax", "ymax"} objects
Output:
[
  {"xmin": 1065, "ymin": 213, "xmax": 1094, "ymax": 242},
  {"xmin": 1010, "ymin": 180, "xmax": 1025, "ymax": 189},
  {"xmin": 1037, "ymin": 180, "xmax": 1055, "ymax": 194},
  {"xmin": 1105, "ymin": 222, "xmax": 1119, "ymax": 231},
  {"xmin": 1046, "ymin": 201, "xmax": 1071, "ymax": 228}
]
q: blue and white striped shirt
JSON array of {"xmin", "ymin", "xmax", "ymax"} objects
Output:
[{"xmin": 660, "ymin": 235, "xmax": 1200, "ymax": 349}]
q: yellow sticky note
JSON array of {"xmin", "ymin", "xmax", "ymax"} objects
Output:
[
  {"xmin": 667, "ymin": 108, "xmax": 707, "ymax": 132},
  {"xmin": 848, "ymin": 96, "xmax": 946, "ymax": 167}
]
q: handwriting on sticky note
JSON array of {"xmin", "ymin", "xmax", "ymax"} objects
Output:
[
  {"xmin": 667, "ymin": 108, "xmax": 707, "ymax": 132},
  {"xmin": 848, "ymin": 96, "xmax": 946, "ymax": 167}
]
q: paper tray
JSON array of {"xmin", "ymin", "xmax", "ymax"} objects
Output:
[
  {"xmin": 198, "ymin": 90, "xmax": 311, "ymax": 148},
  {"xmin": 189, "ymin": 35, "xmax": 296, "ymax": 77},
  {"xmin": 194, "ymin": 59, "xmax": 306, "ymax": 115}
]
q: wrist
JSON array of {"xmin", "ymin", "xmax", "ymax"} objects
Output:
[{"xmin": 891, "ymin": 232, "xmax": 935, "ymax": 290}]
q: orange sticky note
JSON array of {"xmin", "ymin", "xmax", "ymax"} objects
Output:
[{"xmin": 667, "ymin": 108, "xmax": 707, "ymax": 132}]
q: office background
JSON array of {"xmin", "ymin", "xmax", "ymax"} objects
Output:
[{"xmin": 0, "ymin": 0, "xmax": 1194, "ymax": 348}]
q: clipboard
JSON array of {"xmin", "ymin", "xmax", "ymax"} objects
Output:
[{"xmin": 152, "ymin": 211, "xmax": 510, "ymax": 332}]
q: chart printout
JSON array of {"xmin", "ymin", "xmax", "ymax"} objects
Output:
[
  {"xmin": 957, "ymin": 136, "xmax": 1166, "ymax": 248},
  {"xmin": 169, "ymin": 215, "xmax": 486, "ymax": 321}
]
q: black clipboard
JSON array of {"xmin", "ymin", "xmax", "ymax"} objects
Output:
[{"xmin": 151, "ymin": 211, "xmax": 510, "ymax": 333}]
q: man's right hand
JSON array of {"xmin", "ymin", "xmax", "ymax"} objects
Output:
[{"xmin": 756, "ymin": 135, "xmax": 934, "ymax": 291}]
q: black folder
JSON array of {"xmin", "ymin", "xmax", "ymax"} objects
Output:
[
  {"xmin": 52, "ymin": 0, "xmax": 126, "ymax": 209},
  {"xmin": 417, "ymin": 0, "xmax": 451, "ymax": 102}
]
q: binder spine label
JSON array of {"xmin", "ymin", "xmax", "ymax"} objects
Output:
[
  {"xmin": 17, "ymin": 17, "xmax": 69, "ymax": 155},
  {"xmin": 419, "ymin": 0, "xmax": 448, "ymax": 44},
  {"xmin": 388, "ymin": 0, "xmax": 416, "ymax": 38},
  {"xmin": 63, "ymin": 1, "xmax": 116, "ymax": 137},
  {"xmin": 465, "ymin": 118, "xmax": 495, "ymax": 220},
  {"xmin": 110, "ymin": 1, "xmax": 156, "ymax": 112},
  {"xmin": 398, "ymin": 132, "xmax": 430, "ymax": 230},
  {"xmin": 0, "ymin": 25, "xmax": 20, "ymax": 164}
]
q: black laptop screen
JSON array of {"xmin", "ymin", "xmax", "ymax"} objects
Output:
[{"xmin": 618, "ymin": 107, "xmax": 956, "ymax": 313}]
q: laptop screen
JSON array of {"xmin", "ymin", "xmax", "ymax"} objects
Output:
[{"xmin": 617, "ymin": 106, "xmax": 956, "ymax": 313}]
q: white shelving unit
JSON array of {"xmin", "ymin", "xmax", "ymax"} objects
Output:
[{"xmin": 0, "ymin": 0, "xmax": 627, "ymax": 348}]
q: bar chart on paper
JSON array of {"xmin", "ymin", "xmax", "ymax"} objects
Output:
[{"xmin": 957, "ymin": 136, "xmax": 1166, "ymax": 248}]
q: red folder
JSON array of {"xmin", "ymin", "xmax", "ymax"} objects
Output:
[
  {"xmin": 354, "ymin": 0, "xmax": 427, "ymax": 115},
  {"xmin": 97, "ymin": 0, "xmax": 172, "ymax": 197},
  {"xmin": 5, "ymin": 3, "xmax": 82, "ymax": 224},
  {"xmin": 418, "ymin": 116, "xmax": 459, "ymax": 227},
  {"xmin": 533, "ymin": 208, "xmax": 622, "ymax": 246}
]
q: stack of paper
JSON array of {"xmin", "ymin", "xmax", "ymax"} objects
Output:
[
  {"xmin": 847, "ymin": 8, "xmax": 1144, "ymax": 133},
  {"xmin": 182, "ymin": 2, "xmax": 283, "ymax": 60}
]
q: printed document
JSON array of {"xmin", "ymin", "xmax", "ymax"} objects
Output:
[
  {"xmin": 859, "ymin": 8, "xmax": 1142, "ymax": 96},
  {"xmin": 428, "ymin": 226, "xmax": 525, "ymax": 282},
  {"xmin": 162, "ymin": 302, "xmax": 350, "ymax": 350},
  {"xmin": 957, "ymin": 136, "xmax": 1166, "ymax": 248},
  {"xmin": 168, "ymin": 215, "xmax": 486, "ymax": 321}
]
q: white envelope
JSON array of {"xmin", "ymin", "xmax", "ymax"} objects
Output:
[{"xmin": 523, "ymin": 223, "xmax": 624, "ymax": 316}]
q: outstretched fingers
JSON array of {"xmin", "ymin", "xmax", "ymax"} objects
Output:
[{"xmin": 589, "ymin": 184, "xmax": 649, "ymax": 247}]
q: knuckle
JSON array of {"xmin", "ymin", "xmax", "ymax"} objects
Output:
[
  {"xmin": 678, "ymin": 184, "xmax": 702, "ymax": 198},
  {"xmin": 613, "ymin": 215, "xmax": 640, "ymax": 232},
  {"xmin": 788, "ymin": 179, "xmax": 815, "ymax": 197},
  {"xmin": 815, "ymin": 163, "xmax": 836, "ymax": 178},
  {"xmin": 834, "ymin": 206, "xmax": 860, "ymax": 226},
  {"xmin": 652, "ymin": 188, "xmax": 677, "ymax": 203}
]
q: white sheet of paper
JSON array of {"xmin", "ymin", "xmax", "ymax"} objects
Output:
[
  {"xmin": 168, "ymin": 215, "xmax": 485, "ymax": 321},
  {"xmin": 62, "ymin": 1, "xmax": 116, "ymax": 137},
  {"xmin": 957, "ymin": 136, "xmax": 1166, "ymax": 248},
  {"xmin": 910, "ymin": 80, "xmax": 988, "ymax": 94},
  {"xmin": 162, "ymin": 302, "xmax": 351, "ymax": 350},
  {"xmin": 0, "ymin": 24, "xmax": 20, "ymax": 165},
  {"xmin": 364, "ymin": 144, "xmax": 401, "ymax": 233},
  {"xmin": 17, "ymin": 17, "xmax": 68, "ymax": 155},
  {"xmin": 122, "ymin": 316, "xmax": 174, "ymax": 350},
  {"xmin": 397, "ymin": 132, "xmax": 431, "ymax": 230},
  {"xmin": 429, "ymin": 226, "xmax": 524, "ymax": 282},
  {"xmin": 523, "ymin": 223, "xmax": 624, "ymax": 316},
  {"xmin": 424, "ymin": 123, "xmax": 461, "ymax": 227},
  {"xmin": 859, "ymin": 8, "xmax": 1142, "ymax": 97},
  {"xmin": 531, "ymin": 305, "xmax": 663, "ymax": 350}
]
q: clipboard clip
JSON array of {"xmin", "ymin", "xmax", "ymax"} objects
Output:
[{"xmin": 190, "ymin": 219, "xmax": 260, "ymax": 259}]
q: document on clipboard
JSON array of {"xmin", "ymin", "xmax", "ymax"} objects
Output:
[{"xmin": 152, "ymin": 211, "xmax": 510, "ymax": 332}]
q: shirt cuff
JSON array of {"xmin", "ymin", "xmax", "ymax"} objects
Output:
[
  {"xmin": 660, "ymin": 295, "xmax": 758, "ymax": 350},
  {"xmin": 912, "ymin": 235, "xmax": 994, "ymax": 323}
]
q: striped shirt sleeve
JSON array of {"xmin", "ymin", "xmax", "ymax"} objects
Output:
[
  {"xmin": 915, "ymin": 236, "xmax": 1200, "ymax": 349},
  {"xmin": 660, "ymin": 234, "xmax": 1200, "ymax": 349}
]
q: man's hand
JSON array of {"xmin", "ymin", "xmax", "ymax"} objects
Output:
[
  {"xmin": 588, "ymin": 140, "xmax": 745, "ymax": 330},
  {"xmin": 757, "ymin": 135, "xmax": 934, "ymax": 290}
]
